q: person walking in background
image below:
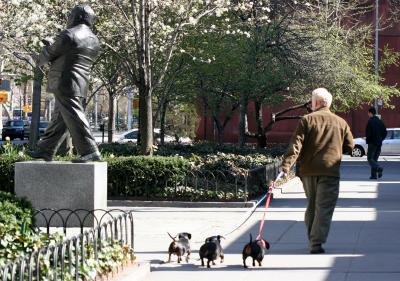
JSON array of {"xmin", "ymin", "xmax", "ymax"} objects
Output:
[
  {"xmin": 280, "ymin": 88, "xmax": 354, "ymax": 254},
  {"xmin": 366, "ymin": 107, "xmax": 387, "ymax": 179}
]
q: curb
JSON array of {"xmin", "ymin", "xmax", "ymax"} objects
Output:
[
  {"xmin": 113, "ymin": 262, "xmax": 150, "ymax": 281},
  {"xmin": 108, "ymin": 200, "xmax": 256, "ymax": 208}
]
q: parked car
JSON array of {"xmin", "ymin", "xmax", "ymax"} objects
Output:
[
  {"xmin": 116, "ymin": 128, "xmax": 191, "ymax": 144},
  {"xmin": 351, "ymin": 128, "xmax": 400, "ymax": 157},
  {"xmin": 24, "ymin": 121, "xmax": 49, "ymax": 139},
  {"xmin": 1, "ymin": 120, "xmax": 29, "ymax": 140}
]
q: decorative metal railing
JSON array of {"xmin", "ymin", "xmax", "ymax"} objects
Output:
[
  {"xmin": 0, "ymin": 209, "xmax": 134, "ymax": 281},
  {"xmin": 109, "ymin": 161, "xmax": 282, "ymax": 201}
]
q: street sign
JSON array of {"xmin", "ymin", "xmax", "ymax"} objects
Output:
[
  {"xmin": 23, "ymin": 105, "xmax": 32, "ymax": 112},
  {"xmin": 0, "ymin": 91, "xmax": 8, "ymax": 104},
  {"xmin": 0, "ymin": 79, "xmax": 11, "ymax": 91}
]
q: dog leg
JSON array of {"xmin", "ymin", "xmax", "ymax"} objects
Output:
[
  {"xmin": 177, "ymin": 255, "xmax": 181, "ymax": 263},
  {"xmin": 167, "ymin": 253, "xmax": 172, "ymax": 263},
  {"xmin": 186, "ymin": 251, "xmax": 191, "ymax": 263},
  {"xmin": 207, "ymin": 259, "xmax": 211, "ymax": 268},
  {"xmin": 220, "ymin": 254, "xmax": 224, "ymax": 263},
  {"xmin": 201, "ymin": 258, "xmax": 205, "ymax": 266},
  {"xmin": 258, "ymin": 260, "xmax": 262, "ymax": 266},
  {"xmin": 252, "ymin": 258, "xmax": 255, "ymax": 267},
  {"xmin": 243, "ymin": 257, "xmax": 248, "ymax": 268}
]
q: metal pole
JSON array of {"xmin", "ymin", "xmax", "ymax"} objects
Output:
[
  {"xmin": 127, "ymin": 90, "xmax": 132, "ymax": 130},
  {"xmin": 94, "ymin": 92, "xmax": 98, "ymax": 130},
  {"xmin": 19, "ymin": 95, "xmax": 22, "ymax": 119},
  {"xmin": 116, "ymin": 98, "xmax": 119, "ymax": 131},
  {"xmin": 374, "ymin": 0, "xmax": 379, "ymax": 114}
]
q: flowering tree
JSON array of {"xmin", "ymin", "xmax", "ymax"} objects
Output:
[{"xmin": 93, "ymin": 0, "xmax": 230, "ymax": 154}]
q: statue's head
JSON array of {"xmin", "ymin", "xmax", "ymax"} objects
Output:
[{"xmin": 67, "ymin": 5, "xmax": 95, "ymax": 28}]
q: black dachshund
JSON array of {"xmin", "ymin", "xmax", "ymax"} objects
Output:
[
  {"xmin": 199, "ymin": 235, "xmax": 225, "ymax": 268},
  {"xmin": 242, "ymin": 233, "xmax": 270, "ymax": 268}
]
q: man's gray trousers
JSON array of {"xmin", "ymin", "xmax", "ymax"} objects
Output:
[{"xmin": 301, "ymin": 176, "xmax": 340, "ymax": 247}]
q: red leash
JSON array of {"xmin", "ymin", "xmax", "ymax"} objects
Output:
[{"xmin": 256, "ymin": 172, "xmax": 283, "ymax": 243}]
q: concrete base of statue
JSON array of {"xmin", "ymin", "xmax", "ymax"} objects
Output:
[{"xmin": 14, "ymin": 161, "xmax": 107, "ymax": 227}]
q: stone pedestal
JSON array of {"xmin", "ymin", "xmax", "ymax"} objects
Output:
[{"xmin": 15, "ymin": 161, "xmax": 107, "ymax": 227}]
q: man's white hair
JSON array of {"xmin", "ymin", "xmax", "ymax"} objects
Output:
[{"xmin": 312, "ymin": 88, "xmax": 332, "ymax": 108}]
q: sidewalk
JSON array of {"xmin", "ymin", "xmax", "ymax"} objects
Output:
[{"xmin": 121, "ymin": 155, "xmax": 400, "ymax": 281}]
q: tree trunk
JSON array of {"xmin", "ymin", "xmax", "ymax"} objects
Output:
[
  {"xmin": 160, "ymin": 99, "xmax": 168, "ymax": 145},
  {"xmin": 29, "ymin": 67, "xmax": 43, "ymax": 149},
  {"xmin": 217, "ymin": 123, "xmax": 225, "ymax": 145},
  {"xmin": 137, "ymin": 0, "xmax": 153, "ymax": 155},
  {"xmin": 254, "ymin": 100, "xmax": 267, "ymax": 148},
  {"xmin": 238, "ymin": 94, "xmax": 248, "ymax": 147},
  {"xmin": 108, "ymin": 92, "xmax": 116, "ymax": 143}
]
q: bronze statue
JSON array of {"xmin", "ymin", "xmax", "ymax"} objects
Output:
[{"xmin": 27, "ymin": 4, "xmax": 101, "ymax": 162}]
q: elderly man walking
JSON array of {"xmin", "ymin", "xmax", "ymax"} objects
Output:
[{"xmin": 280, "ymin": 88, "xmax": 354, "ymax": 254}]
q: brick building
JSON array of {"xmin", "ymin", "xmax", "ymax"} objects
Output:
[{"xmin": 197, "ymin": 1, "xmax": 400, "ymax": 143}]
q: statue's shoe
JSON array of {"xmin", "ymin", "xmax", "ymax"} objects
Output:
[
  {"xmin": 72, "ymin": 151, "xmax": 102, "ymax": 163},
  {"xmin": 26, "ymin": 149, "xmax": 53, "ymax": 162}
]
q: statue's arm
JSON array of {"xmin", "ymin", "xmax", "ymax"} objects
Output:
[{"xmin": 37, "ymin": 30, "xmax": 71, "ymax": 66}]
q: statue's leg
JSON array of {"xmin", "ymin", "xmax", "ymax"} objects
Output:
[
  {"xmin": 56, "ymin": 95, "xmax": 99, "ymax": 157},
  {"xmin": 37, "ymin": 98, "xmax": 69, "ymax": 156}
]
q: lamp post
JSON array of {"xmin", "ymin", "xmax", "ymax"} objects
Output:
[{"xmin": 374, "ymin": 0, "xmax": 380, "ymax": 114}]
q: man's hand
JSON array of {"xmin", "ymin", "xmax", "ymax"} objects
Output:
[{"xmin": 279, "ymin": 168, "xmax": 288, "ymax": 179}]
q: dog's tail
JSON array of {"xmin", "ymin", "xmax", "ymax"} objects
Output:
[
  {"xmin": 167, "ymin": 232, "xmax": 176, "ymax": 241},
  {"xmin": 249, "ymin": 233, "xmax": 253, "ymax": 243}
]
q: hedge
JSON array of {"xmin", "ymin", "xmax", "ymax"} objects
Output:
[
  {"xmin": 107, "ymin": 155, "xmax": 190, "ymax": 198},
  {"xmin": 0, "ymin": 142, "xmax": 285, "ymax": 200},
  {"xmin": 98, "ymin": 142, "xmax": 288, "ymax": 158}
]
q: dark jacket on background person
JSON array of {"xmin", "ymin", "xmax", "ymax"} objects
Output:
[
  {"xmin": 38, "ymin": 24, "xmax": 100, "ymax": 97},
  {"xmin": 366, "ymin": 116, "xmax": 387, "ymax": 146},
  {"xmin": 281, "ymin": 107, "xmax": 354, "ymax": 178}
]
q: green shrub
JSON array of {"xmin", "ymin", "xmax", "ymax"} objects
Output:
[
  {"xmin": 0, "ymin": 143, "xmax": 285, "ymax": 201},
  {"xmin": 0, "ymin": 191, "xmax": 135, "ymax": 278},
  {"xmin": 0, "ymin": 192, "xmax": 35, "ymax": 266},
  {"xmin": 106, "ymin": 155, "xmax": 190, "ymax": 198},
  {"xmin": 97, "ymin": 142, "xmax": 288, "ymax": 158},
  {"xmin": 99, "ymin": 143, "xmax": 139, "ymax": 156},
  {"xmin": 0, "ymin": 154, "xmax": 30, "ymax": 193}
]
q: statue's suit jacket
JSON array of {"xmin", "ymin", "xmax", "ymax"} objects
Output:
[{"xmin": 38, "ymin": 24, "xmax": 100, "ymax": 97}]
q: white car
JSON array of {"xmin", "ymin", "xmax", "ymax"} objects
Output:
[
  {"xmin": 351, "ymin": 128, "xmax": 400, "ymax": 157},
  {"xmin": 116, "ymin": 128, "xmax": 191, "ymax": 144}
]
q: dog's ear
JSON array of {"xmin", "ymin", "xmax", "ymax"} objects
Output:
[
  {"xmin": 264, "ymin": 240, "xmax": 270, "ymax": 250},
  {"xmin": 187, "ymin": 233, "xmax": 192, "ymax": 240}
]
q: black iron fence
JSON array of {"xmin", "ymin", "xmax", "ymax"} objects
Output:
[
  {"xmin": 109, "ymin": 161, "xmax": 282, "ymax": 201},
  {"xmin": 0, "ymin": 209, "xmax": 134, "ymax": 281}
]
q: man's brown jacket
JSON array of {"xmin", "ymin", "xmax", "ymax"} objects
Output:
[{"xmin": 281, "ymin": 107, "xmax": 354, "ymax": 178}]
